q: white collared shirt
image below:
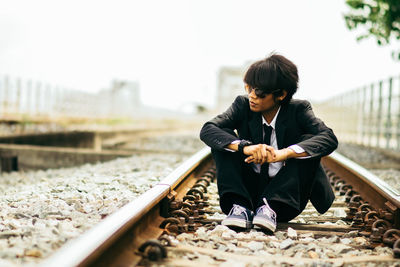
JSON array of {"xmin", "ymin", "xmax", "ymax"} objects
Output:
[{"xmin": 254, "ymin": 107, "xmax": 282, "ymax": 177}]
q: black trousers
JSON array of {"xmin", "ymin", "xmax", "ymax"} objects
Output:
[{"xmin": 212, "ymin": 148, "xmax": 308, "ymax": 223}]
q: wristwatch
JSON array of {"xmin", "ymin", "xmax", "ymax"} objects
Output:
[{"xmin": 238, "ymin": 140, "xmax": 253, "ymax": 154}]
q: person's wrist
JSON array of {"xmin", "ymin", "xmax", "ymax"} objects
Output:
[
  {"xmin": 238, "ymin": 140, "xmax": 252, "ymax": 154},
  {"xmin": 285, "ymin": 148, "xmax": 294, "ymax": 159}
]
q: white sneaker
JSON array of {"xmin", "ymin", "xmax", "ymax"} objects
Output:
[
  {"xmin": 252, "ymin": 198, "xmax": 276, "ymax": 232},
  {"xmin": 221, "ymin": 204, "xmax": 254, "ymax": 229}
]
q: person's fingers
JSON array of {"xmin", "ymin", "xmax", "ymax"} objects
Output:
[
  {"xmin": 265, "ymin": 145, "xmax": 276, "ymax": 158},
  {"xmin": 261, "ymin": 147, "xmax": 268, "ymax": 164},
  {"xmin": 256, "ymin": 149, "xmax": 263, "ymax": 163},
  {"xmin": 260, "ymin": 158, "xmax": 267, "ymax": 165},
  {"xmin": 244, "ymin": 155, "xmax": 253, "ymax": 163}
]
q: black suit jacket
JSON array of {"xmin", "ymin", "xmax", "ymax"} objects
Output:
[{"xmin": 200, "ymin": 95, "xmax": 338, "ymax": 213}]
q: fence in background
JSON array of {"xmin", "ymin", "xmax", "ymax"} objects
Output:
[
  {"xmin": 314, "ymin": 74, "xmax": 400, "ymax": 151},
  {"xmin": 0, "ymin": 75, "xmax": 141, "ymax": 119}
]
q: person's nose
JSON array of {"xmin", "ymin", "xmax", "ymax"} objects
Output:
[{"xmin": 248, "ymin": 89, "xmax": 257, "ymax": 99}]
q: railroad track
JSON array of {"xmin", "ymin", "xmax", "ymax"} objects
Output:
[{"xmin": 42, "ymin": 148, "xmax": 400, "ymax": 266}]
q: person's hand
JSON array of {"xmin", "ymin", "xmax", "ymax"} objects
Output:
[
  {"xmin": 244, "ymin": 147, "xmax": 291, "ymax": 164},
  {"xmin": 243, "ymin": 144, "xmax": 275, "ymax": 165}
]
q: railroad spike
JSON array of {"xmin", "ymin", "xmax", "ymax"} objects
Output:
[
  {"xmin": 383, "ymin": 229, "xmax": 400, "ymax": 246},
  {"xmin": 138, "ymin": 240, "xmax": 167, "ymax": 262},
  {"xmin": 393, "ymin": 239, "xmax": 400, "ymax": 258}
]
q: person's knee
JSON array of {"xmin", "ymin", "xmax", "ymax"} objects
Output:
[{"xmin": 211, "ymin": 147, "xmax": 245, "ymax": 166}]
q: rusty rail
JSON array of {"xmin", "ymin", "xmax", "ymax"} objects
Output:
[{"xmin": 322, "ymin": 152, "xmax": 400, "ymax": 227}]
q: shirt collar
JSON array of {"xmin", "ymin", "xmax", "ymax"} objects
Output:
[{"xmin": 262, "ymin": 106, "xmax": 281, "ymax": 129}]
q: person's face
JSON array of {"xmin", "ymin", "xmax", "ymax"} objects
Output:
[{"xmin": 245, "ymin": 84, "xmax": 286, "ymax": 114}]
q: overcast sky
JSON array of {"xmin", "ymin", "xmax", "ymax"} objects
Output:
[{"xmin": 1, "ymin": 0, "xmax": 399, "ymax": 110}]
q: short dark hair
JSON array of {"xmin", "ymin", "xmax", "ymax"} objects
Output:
[{"xmin": 243, "ymin": 52, "xmax": 298, "ymax": 105}]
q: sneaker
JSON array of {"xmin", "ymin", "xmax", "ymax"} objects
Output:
[
  {"xmin": 221, "ymin": 204, "xmax": 254, "ymax": 229},
  {"xmin": 253, "ymin": 198, "xmax": 277, "ymax": 232}
]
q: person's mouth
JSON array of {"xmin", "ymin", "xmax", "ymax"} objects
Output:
[{"xmin": 250, "ymin": 101, "xmax": 257, "ymax": 107}]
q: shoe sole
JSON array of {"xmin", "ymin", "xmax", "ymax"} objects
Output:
[
  {"xmin": 253, "ymin": 217, "xmax": 276, "ymax": 232},
  {"xmin": 222, "ymin": 218, "xmax": 252, "ymax": 229}
]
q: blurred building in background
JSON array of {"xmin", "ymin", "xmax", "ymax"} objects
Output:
[
  {"xmin": 216, "ymin": 65, "xmax": 246, "ymax": 112},
  {"xmin": 98, "ymin": 80, "xmax": 141, "ymax": 117}
]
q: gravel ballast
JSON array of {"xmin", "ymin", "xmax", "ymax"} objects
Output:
[{"xmin": 0, "ymin": 134, "xmax": 204, "ymax": 266}]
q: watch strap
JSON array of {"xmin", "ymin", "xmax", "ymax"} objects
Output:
[{"xmin": 238, "ymin": 140, "xmax": 252, "ymax": 154}]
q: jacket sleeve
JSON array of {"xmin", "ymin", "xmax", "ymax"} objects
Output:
[
  {"xmin": 295, "ymin": 100, "xmax": 338, "ymax": 158},
  {"xmin": 199, "ymin": 96, "xmax": 246, "ymax": 151}
]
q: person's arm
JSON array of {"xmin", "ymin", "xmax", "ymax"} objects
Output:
[
  {"xmin": 244, "ymin": 146, "xmax": 306, "ymax": 164},
  {"xmin": 267, "ymin": 146, "xmax": 308, "ymax": 162},
  {"xmin": 225, "ymin": 142, "xmax": 239, "ymax": 151},
  {"xmin": 200, "ymin": 96, "xmax": 247, "ymax": 151},
  {"xmin": 294, "ymin": 100, "xmax": 338, "ymax": 158},
  {"xmin": 224, "ymin": 140, "xmax": 240, "ymax": 152}
]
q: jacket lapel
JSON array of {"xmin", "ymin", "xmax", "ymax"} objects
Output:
[
  {"xmin": 275, "ymin": 105, "xmax": 288, "ymax": 149},
  {"xmin": 248, "ymin": 112, "xmax": 263, "ymax": 144}
]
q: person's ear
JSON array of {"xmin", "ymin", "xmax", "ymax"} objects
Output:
[{"xmin": 278, "ymin": 90, "xmax": 287, "ymax": 101}]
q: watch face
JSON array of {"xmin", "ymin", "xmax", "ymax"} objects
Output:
[{"xmin": 241, "ymin": 140, "xmax": 251, "ymax": 146}]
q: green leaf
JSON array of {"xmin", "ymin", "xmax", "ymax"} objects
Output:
[{"xmin": 344, "ymin": 0, "xmax": 400, "ymax": 60}]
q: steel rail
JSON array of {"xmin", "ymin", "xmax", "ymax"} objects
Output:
[
  {"xmin": 41, "ymin": 147, "xmax": 212, "ymax": 267},
  {"xmin": 323, "ymin": 151, "xmax": 400, "ymax": 226}
]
